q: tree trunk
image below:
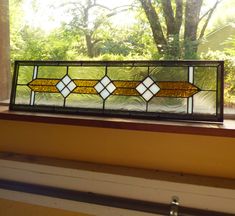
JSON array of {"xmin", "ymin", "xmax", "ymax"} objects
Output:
[
  {"xmin": 139, "ymin": 0, "xmax": 167, "ymax": 55},
  {"xmin": 184, "ymin": 0, "xmax": 203, "ymax": 59},
  {"xmin": 161, "ymin": 0, "xmax": 183, "ymax": 59},
  {"xmin": 0, "ymin": 0, "xmax": 11, "ymax": 101},
  {"xmin": 85, "ymin": 34, "xmax": 95, "ymax": 58}
]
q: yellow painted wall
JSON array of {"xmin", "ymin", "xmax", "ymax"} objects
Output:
[
  {"xmin": 0, "ymin": 198, "xmax": 91, "ymax": 216},
  {"xmin": 0, "ymin": 119, "xmax": 235, "ymax": 179}
]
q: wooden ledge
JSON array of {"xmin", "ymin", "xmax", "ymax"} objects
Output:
[
  {"xmin": 0, "ymin": 105, "xmax": 235, "ymax": 138},
  {"xmin": 1, "ymin": 152, "xmax": 235, "ymax": 189}
]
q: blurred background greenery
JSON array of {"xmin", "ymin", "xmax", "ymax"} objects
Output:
[{"xmin": 10, "ymin": 0, "xmax": 235, "ymax": 112}]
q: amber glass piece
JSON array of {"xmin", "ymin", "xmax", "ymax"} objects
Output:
[
  {"xmin": 113, "ymin": 88, "xmax": 139, "ymax": 96},
  {"xmin": 29, "ymin": 85, "xmax": 58, "ymax": 93},
  {"xmin": 113, "ymin": 81, "xmax": 139, "ymax": 88},
  {"xmin": 73, "ymin": 80, "xmax": 98, "ymax": 87},
  {"xmin": 28, "ymin": 79, "xmax": 60, "ymax": 93},
  {"xmin": 73, "ymin": 87, "xmax": 97, "ymax": 94},
  {"xmin": 28, "ymin": 79, "xmax": 60, "ymax": 86},
  {"xmin": 156, "ymin": 89, "xmax": 198, "ymax": 98},
  {"xmin": 157, "ymin": 81, "xmax": 198, "ymax": 90},
  {"xmin": 156, "ymin": 82, "xmax": 199, "ymax": 97}
]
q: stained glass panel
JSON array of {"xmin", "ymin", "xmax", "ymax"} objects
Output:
[{"xmin": 10, "ymin": 61, "xmax": 224, "ymax": 122}]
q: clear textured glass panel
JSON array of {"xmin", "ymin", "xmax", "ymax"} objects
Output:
[
  {"xmin": 17, "ymin": 66, "xmax": 34, "ymax": 85},
  {"xmin": 148, "ymin": 98, "xmax": 187, "ymax": 113},
  {"xmin": 37, "ymin": 66, "xmax": 67, "ymax": 78},
  {"xmin": 69, "ymin": 66, "xmax": 105, "ymax": 79},
  {"xmin": 194, "ymin": 67, "xmax": 217, "ymax": 90},
  {"xmin": 150, "ymin": 67, "xmax": 188, "ymax": 81},
  {"xmin": 105, "ymin": 96, "xmax": 146, "ymax": 111},
  {"xmin": 108, "ymin": 67, "xmax": 148, "ymax": 80},
  {"xmin": 66, "ymin": 94, "xmax": 103, "ymax": 109},
  {"xmin": 193, "ymin": 91, "xmax": 216, "ymax": 114},
  {"xmin": 35, "ymin": 93, "xmax": 64, "ymax": 106},
  {"xmin": 15, "ymin": 86, "xmax": 31, "ymax": 105}
]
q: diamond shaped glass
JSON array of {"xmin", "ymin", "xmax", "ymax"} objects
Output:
[
  {"xmin": 143, "ymin": 77, "xmax": 154, "ymax": 88},
  {"xmin": 136, "ymin": 83, "xmax": 147, "ymax": 94},
  {"xmin": 136, "ymin": 76, "xmax": 160, "ymax": 101},
  {"xmin": 100, "ymin": 89, "xmax": 110, "ymax": 99},
  {"xmin": 106, "ymin": 83, "xmax": 116, "ymax": 93},
  {"xmin": 149, "ymin": 83, "xmax": 160, "ymax": 95},
  {"xmin": 95, "ymin": 76, "xmax": 116, "ymax": 100},
  {"xmin": 95, "ymin": 82, "xmax": 104, "ymax": 93},
  {"xmin": 142, "ymin": 90, "xmax": 153, "ymax": 101},
  {"xmin": 56, "ymin": 75, "xmax": 76, "ymax": 98},
  {"xmin": 56, "ymin": 82, "xmax": 65, "ymax": 91},
  {"xmin": 101, "ymin": 76, "xmax": 111, "ymax": 86},
  {"xmin": 67, "ymin": 81, "xmax": 76, "ymax": 91},
  {"xmin": 62, "ymin": 75, "xmax": 72, "ymax": 85},
  {"xmin": 61, "ymin": 87, "xmax": 70, "ymax": 97}
]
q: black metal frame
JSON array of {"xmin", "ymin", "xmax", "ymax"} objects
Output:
[{"xmin": 10, "ymin": 60, "xmax": 224, "ymax": 122}]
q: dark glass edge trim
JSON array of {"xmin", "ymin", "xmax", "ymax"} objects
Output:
[
  {"xmin": 14, "ymin": 60, "xmax": 224, "ymax": 68},
  {"xmin": 9, "ymin": 104, "xmax": 221, "ymax": 122},
  {"xmin": 0, "ymin": 179, "xmax": 233, "ymax": 216}
]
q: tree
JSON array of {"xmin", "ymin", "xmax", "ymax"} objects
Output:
[
  {"xmin": 139, "ymin": 0, "xmax": 221, "ymax": 59},
  {"xmin": 61, "ymin": 0, "xmax": 132, "ymax": 58}
]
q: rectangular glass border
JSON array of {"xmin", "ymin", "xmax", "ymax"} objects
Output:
[{"xmin": 9, "ymin": 60, "xmax": 224, "ymax": 122}]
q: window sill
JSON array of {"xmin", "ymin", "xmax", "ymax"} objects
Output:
[{"xmin": 0, "ymin": 105, "xmax": 235, "ymax": 138}]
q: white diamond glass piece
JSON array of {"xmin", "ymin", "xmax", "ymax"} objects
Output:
[
  {"xmin": 143, "ymin": 77, "xmax": 154, "ymax": 87},
  {"xmin": 56, "ymin": 82, "xmax": 65, "ymax": 91},
  {"xmin": 136, "ymin": 83, "xmax": 147, "ymax": 94},
  {"xmin": 100, "ymin": 89, "xmax": 110, "ymax": 99},
  {"xmin": 101, "ymin": 76, "xmax": 111, "ymax": 86},
  {"xmin": 61, "ymin": 87, "xmax": 70, "ymax": 97},
  {"xmin": 149, "ymin": 83, "xmax": 160, "ymax": 95},
  {"xmin": 95, "ymin": 82, "xmax": 104, "ymax": 93},
  {"xmin": 62, "ymin": 75, "xmax": 72, "ymax": 85},
  {"xmin": 67, "ymin": 81, "xmax": 76, "ymax": 91},
  {"xmin": 142, "ymin": 90, "xmax": 153, "ymax": 101},
  {"xmin": 106, "ymin": 83, "xmax": 116, "ymax": 93}
]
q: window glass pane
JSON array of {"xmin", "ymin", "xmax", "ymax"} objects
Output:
[
  {"xmin": 194, "ymin": 67, "xmax": 217, "ymax": 91},
  {"xmin": 35, "ymin": 93, "xmax": 64, "ymax": 106},
  {"xmin": 105, "ymin": 96, "xmax": 146, "ymax": 111},
  {"xmin": 10, "ymin": 61, "xmax": 223, "ymax": 122},
  {"xmin": 193, "ymin": 91, "xmax": 216, "ymax": 115},
  {"xmin": 15, "ymin": 86, "xmax": 31, "ymax": 105},
  {"xmin": 37, "ymin": 66, "xmax": 67, "ymax": 79},
  {"xmin": 148, "ymin": 98, "xmax": 187, "ymax": 114},
  {"xmin": 150, "ymin": 67, "xmax": 188, "ymax": 82},
  {"xmin": 69, "ymin": 67, "xmax": 105, "ymax": 80},
  {"xmin": 17, "ymin": 66, "xmax": 34, "ymax": 85},
  {"xmin": 66, "ymin": 94, "xmax": 103, "ymax": 109}
]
